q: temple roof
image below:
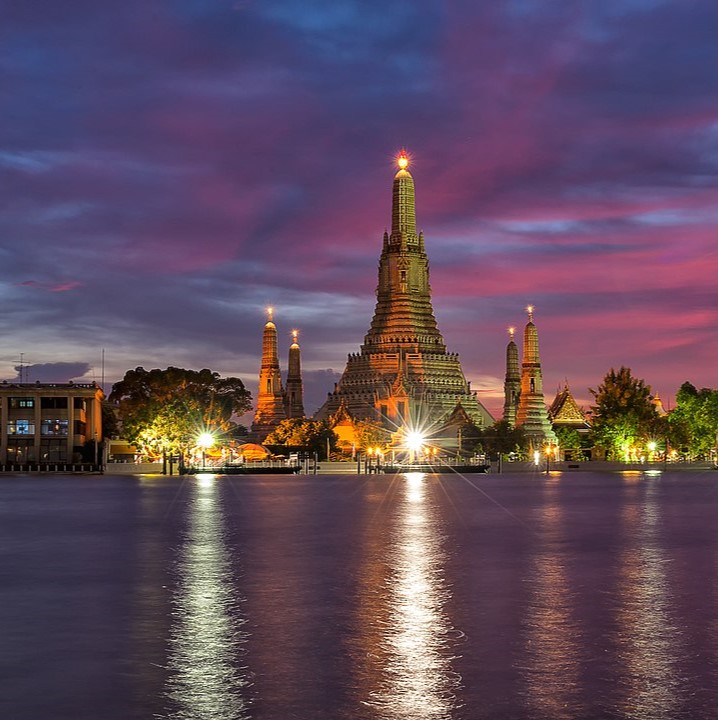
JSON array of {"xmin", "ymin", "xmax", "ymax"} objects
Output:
[{"xmin": 548, "ymin": 384, "xmax": 590, "ymax": 427}]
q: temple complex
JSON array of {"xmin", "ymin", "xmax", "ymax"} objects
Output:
[
  {"xmin": 315, "ymin": 152, "xmax": 493, "ymax": 434},
  {"xmin": 250, "ymin": 308, "xmax": 287, "ymax": 441},
  {"xmin": 513, "ymin": 306, "xmax": 557, "ymax": 447}
]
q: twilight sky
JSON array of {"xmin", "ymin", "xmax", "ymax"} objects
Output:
[{"xmin": 2, "ymin": 0, "xmax": 718, "ymax": 418}]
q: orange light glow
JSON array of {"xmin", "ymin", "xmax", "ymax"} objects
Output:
[
  {"xmin": 292, "ymin": 329, "xmax": 298, "ymax": 342},
  {"xmin": 508, "ymin": 326, "xmax": 515, "ymax": 338},
  {"xmin": 267, "ymin": 306, "xmax": 273, "ymax": 321},
  {"xmin": 397, "ymin": 150, "xmax": 409, "ymax": 170}
]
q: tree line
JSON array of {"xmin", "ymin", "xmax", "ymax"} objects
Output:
[{"xmin": 104, "ymin": 365, "xmax": 718, "ymax": 462}]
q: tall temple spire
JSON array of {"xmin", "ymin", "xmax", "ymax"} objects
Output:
[
  {"xmin": 503, "ymin": 326, "xmax": 520, "ymax": 427},
  {"xmin": 391, "ymin": 150, "xmax": 417, "ymax": 240},
  {"xmin": 515, "ymin": 306, "xmax": 557, "ymax": 447},
  {"xmin": 251, "ymin": 307, "xmax": 287, "ymax": 441},
  {"xmin": 315, "ymin": 150, "xmax": 494, "ymax": 431},
  {"xmin": 284, "ymin": 329, "xmax": 305, "ymax": 419}
]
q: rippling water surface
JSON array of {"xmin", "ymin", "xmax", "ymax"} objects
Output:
[{"xmin": 2, "ymin": 471, "xmax": 718, "ymax": 719}]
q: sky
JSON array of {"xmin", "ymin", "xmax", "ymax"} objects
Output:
[{"xmin": 2, "ymin": 0, "xmax": 718, "ymax": 419}]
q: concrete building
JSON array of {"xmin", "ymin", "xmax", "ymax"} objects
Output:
[{"xmin": 0, "ymin": 381, "xmax": 104, "ymax": 464}]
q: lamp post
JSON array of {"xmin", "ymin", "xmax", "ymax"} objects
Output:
[{"xmin": 545, "ymin": 445, "xmax": 550, "ymax": 474}]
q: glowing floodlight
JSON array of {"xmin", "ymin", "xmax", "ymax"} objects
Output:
[
  {"xmin": 405, "ymin": 431, "xmax": 425, "ymax": 453},
  {"xmin": 397, "ymin": 150, "xmax": 409, "ymax": 170},
  {"xmin": 197, "ymin": 432, "xmax": 214, "ymax": 449}
]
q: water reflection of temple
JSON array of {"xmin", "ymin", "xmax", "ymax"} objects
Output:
[
  {"xmin": 615, "ymin": 479, "xmax": 685, "ymax": 718},
  {"xmin": 351, "ymin": 474, "xmax": 460, "ymax": 719},
  {"xmin": 521, "ymin": 480, "xmax": 584, "ymax": 718}
]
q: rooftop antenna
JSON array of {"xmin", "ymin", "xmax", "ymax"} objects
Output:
[
  {"xmin": 19, "ymin": 353, "xmax": 24, "ymax": 383},
  {"xmin": 101, "ymin": 348, "xmax": 105, "ymax": 393}
]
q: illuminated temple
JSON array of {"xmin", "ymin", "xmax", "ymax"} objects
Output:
[
  {"xmin": 505, "ymin": 306, "xmax": 557, "ymax": 447},
  {"xmin": 250, "ymin": 309, "xmax": 306, "ymax": 441},
  {"xmin": 315, "ymin": 152, "xmax": 493, "ymax": 433}
]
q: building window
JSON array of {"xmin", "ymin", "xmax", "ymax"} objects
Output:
[
  {"xmin": 41, "ymin": 397, "xmax": 68, "ymax": 409},
  {"xmin": 7, "ymin": 438, "xmax": 34, "ymax": 462},
  {"xmin": 7, "ymin": 420, "xmax": 35, "ymax": 435},
  {"xmin": 530, "ymin": 378, "xmax": 535, "ymax": 393},
  {"xmin": 9, "ymin": 397, "xmax": 34, "ymax": 409},
  {"xmin": 73, "ymin": 398, "xmax": 86, "ymax": 411},
  {"xmin": 41, "ymin": 419, "xmax": 69, "ymax": 436},
  {"xmin": 40, "ymin": 439, "xmax": 66, "ymax": 462},
  {"xmin": 398, "ymin": 401, "xmax": 406, "ymax": 420},
  {"xmin": 74, "ymin": 420, "xmax": 87, "ymax": 436}
]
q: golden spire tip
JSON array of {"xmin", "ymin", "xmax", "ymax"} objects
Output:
[{"xmin": 397, "ymin": 149, "xmax": 409, "ymax": 170}]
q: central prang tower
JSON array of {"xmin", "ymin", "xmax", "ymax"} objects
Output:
[{"xmin": 316, "ymin": 152, "xmax": 493, "ymax": 431}]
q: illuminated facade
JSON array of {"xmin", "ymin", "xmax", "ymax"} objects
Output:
[
  {"xmin": 250, "ymin": 309, "xmax": 287, "ymax": 441},
  {"xmin": 0, "ymin": 381, "xmax": 104, "ymax": 464},
  {"xmin": 548, "ymin": 383, "xmax": 590, "ymax": 431},
  {"xmin": 250, "ymin": 311, "xmax": 306, "ymax": 441},
  {"xmin": 316, "ymin": 152, "xmax": 493, "ymax": 431},
  {"xmin": 284, "ymin": 330, "xmax": 305, "ymax": 419},
  {"xmin": 503, "ymin": 327, "xmax": 521, "ymax": 427},
  {"xmin": 515, "ymin": 307, "xmax": 557, "ymax": 446}
]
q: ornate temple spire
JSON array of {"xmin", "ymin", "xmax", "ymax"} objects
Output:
[
  {"xmin": 314, "ymin": 150, "xmax": 494, "ymax": 431},
  {"xmin": 503, "ymin": 326, "xmax": 521, "ymax": 427},
  {"xmin": 251, "ymin": 307, "xmax": 287, "ymax": 441},
  {"xmin": 284, "ymin": 329, "xmax": 305, "ymax": 419},
  {"xmin": 515, "ymin": 306, "xmax": 557, "ymax": 446},
  {"xmin": 391, "ymin": 150, "xmax": 417, "ymax": 241},
  {"xmin": 523, "ymin": 306, "xmax": 540, "ymax": 364},
  {"xmin": 363, "ymin": 150, "xmax": 445, "ymax": 352}
]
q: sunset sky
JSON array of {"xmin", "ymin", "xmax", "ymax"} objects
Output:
[{"xmin": 2, "ymin": 0, "xmax": 718, "ymax": 418}]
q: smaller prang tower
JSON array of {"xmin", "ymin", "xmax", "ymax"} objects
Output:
[
  {"xmin": 503, "ymin": 326, "xmax": 520, "ymax": 427},
  {"xmin": 515, "ymin": 306, "xmax": 557, "ymax": 447},
  {"xmin": 251, "ymin": 307, "xmax": 287, "ymax": 441},
  {"xmin": 284, "ymin": 329, "xmax": 305, "ymax": 419}
]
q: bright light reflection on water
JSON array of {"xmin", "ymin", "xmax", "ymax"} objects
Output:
[
  {"xmin": 366, "ymin": 472, "xmax": 459, "ymax": 719},
  {"xmin": 617, "ymin": 481, "xmax": 684, "ymax": 718},
  {"xmin": 163, "ymin": 478, "xmax": 249, "ymax": 720},
  {"xmin": 521, "ymin": 482, "xmax": 584, "ymax": 718}
]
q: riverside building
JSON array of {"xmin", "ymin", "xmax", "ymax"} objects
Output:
[{"xmin": 0, "ymin": 381, "xmax": 104, "ymax": 464}]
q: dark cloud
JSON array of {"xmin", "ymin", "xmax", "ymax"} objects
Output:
[
  {"xmin": 3, "ymin": 362, "xmax": 92, "ymax": 384},
  {"xmin": 1, "ymin": 0, "xmax": 718, "ymax": 412}
]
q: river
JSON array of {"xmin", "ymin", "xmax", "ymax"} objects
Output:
[{"xmin": 1, "ymin": 470, "xmax": 717, "ymax": 719}]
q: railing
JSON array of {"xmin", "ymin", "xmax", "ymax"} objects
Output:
[{"xmin": 0, "ymin": 463, "xmax": 103, "ymax": 473}]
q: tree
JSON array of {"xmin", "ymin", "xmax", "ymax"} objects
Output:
[
  {"xmin": 109, "ymin": 367, "xmax": 252, "ymax": 457},
  {"xmin": 480, "ymin": 420, "xmax": 526, "ymax": 460},
  {"xmin": 264, "ymin": 418, "xmax": 337, "ymax": 459},
  {"xmin": 589, "ymin": 367, "xmax": 659, "ymax": 461},
  {"xmin": 668, "ymin": 382, "xmax": 718, "ymax": 459},
  {"xmin": 353, "ymin": 419, "xmax": 390, "ymax": 450}
]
